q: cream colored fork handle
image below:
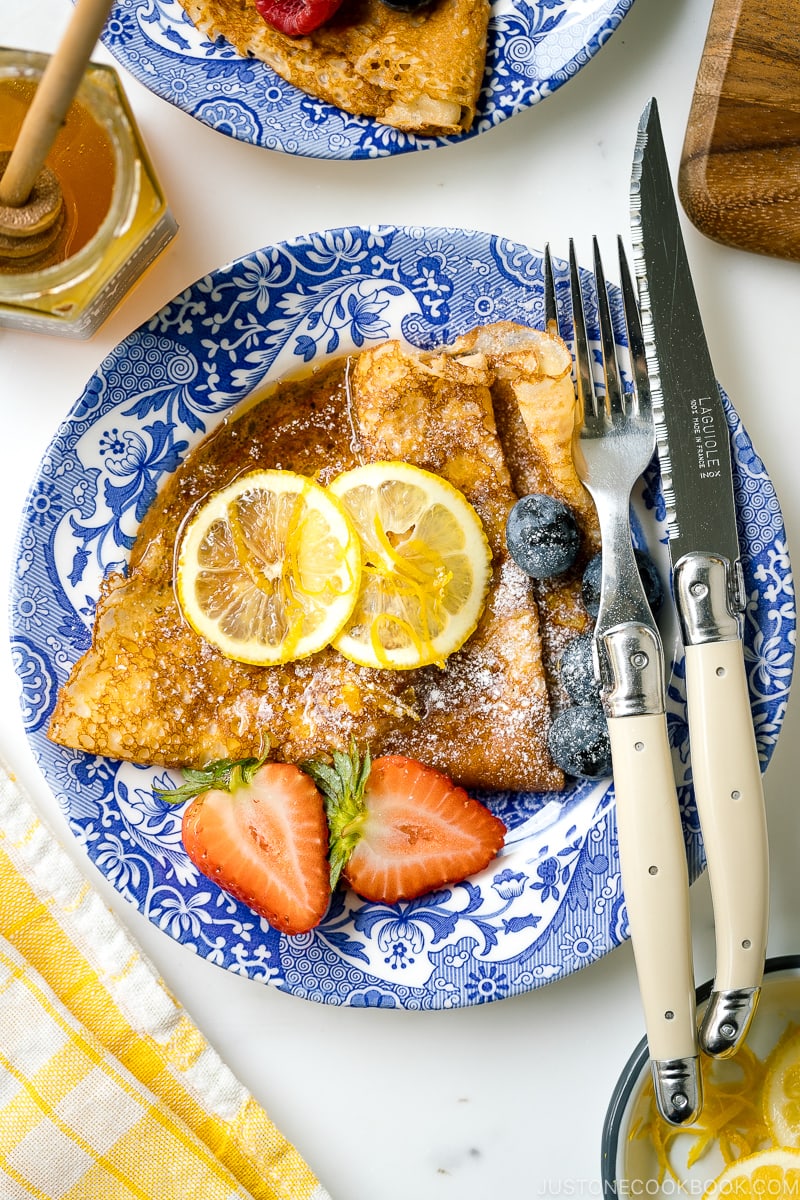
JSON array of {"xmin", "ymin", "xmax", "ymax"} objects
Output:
[
  {"xmin": 608, "ymin": 712, "xmax": 697, "ymax": 1066},
  {"xmin": 686, "ymin": 639, "xmax": 769, "ymax": 1051}
]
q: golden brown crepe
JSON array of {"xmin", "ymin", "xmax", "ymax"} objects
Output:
[
  {"xmin": 446, "ymin": 322, "xmax": 602, "ymax": 697},
  {"xmin": 177, "ymin": 0, "xmax": 491, "ymax": 136},
  {"xmin": 47, "ymin": 322, "xmax": 597, "ymax": 792}
]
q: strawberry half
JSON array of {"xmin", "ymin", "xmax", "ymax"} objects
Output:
[
  {"xmin": 254, "ymin": 0, "xmax": 346, "ymax": 37},
  {"xmin": 159, "ymin": 757, "xmax": 330, "ymax": 935},
  {"xmin": 305, "ymin": 747, "xmax": 506, "ymax": 903}
]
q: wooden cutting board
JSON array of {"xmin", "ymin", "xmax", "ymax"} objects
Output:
[{"xmin": 678, "ymin": 0, "xmax": 800, "ymax": 261}]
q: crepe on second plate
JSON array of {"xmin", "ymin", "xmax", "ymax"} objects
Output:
[
  {"xmin": 177, "ymin": 0, "xmax": 491, "ymax": 137},
  {"xmin": 47, "ymin": 322, "xmax": 597, "ymax": 793}
]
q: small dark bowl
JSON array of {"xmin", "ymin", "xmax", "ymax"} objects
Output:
[{"xmin": 602, "ymin": 955, "xmax": 800, "ymax": 1192}]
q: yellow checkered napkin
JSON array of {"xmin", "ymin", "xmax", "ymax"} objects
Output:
[{"xmin": 0, "ymin": 758, "xmax": 332, "ymax": 1200}]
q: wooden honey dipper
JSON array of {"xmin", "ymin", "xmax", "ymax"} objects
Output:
[{"xmin": 0, "ymin": 0, "xmax": 114, "ymax": 263}]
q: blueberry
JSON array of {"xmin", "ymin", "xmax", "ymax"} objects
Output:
[
  {"xmin": 635, "ymin": 549, "xmax": 664, "ymax": 614},
  {"xmin": 581, "ymin": 548, "xmax": 664, "ymax": 617},
  {"xmin": 581, "ymin": 553, "xmax": 602, "ymax": 616},
  {"xmin": 506, "ymin": 494, "xmax": 580, "ymax": 579},
  {"xmin": 558, "ymin": 633, "xmax": 601, "ymax": 705},
  {"xmin": 547, "ymin": 705, "xmax": 612, "ymax": 781}
]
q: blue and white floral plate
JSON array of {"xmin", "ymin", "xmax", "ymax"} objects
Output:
[
  {"xmin": 100, "ymin": 0, "xmax": 635, "ymax": 159},
  {"xmin": 11, "ymin": 225, "xmax": 794, "ymax": 1009}
]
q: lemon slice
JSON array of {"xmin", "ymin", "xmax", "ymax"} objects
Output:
[
  {"xmin": 763, "ymin": 1025, "xmax": 800, "ymax": 1147},
  {"xmin": 702, "ymin": 1147, "xmax": 800, "ymax": 1198},
  {"xmin": 327, "ymin": 461, "xmax": 492, "ymax": 670},
  {"xmin": 176, "ymin": 469, "xmax": 361, "ymax": 665}
]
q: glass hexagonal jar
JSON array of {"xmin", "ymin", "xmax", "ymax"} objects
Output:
[{"xmin": 0, "ymin": 48, "xmax": 177, "ymax": 337}]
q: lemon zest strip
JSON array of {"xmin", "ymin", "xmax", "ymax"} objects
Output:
[{"xmin": 369, "ymin": 612, "xmax": 430, "ymax": 670}]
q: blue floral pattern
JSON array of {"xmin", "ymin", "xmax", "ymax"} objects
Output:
[
  {"xmin": 94, "ymin": 0, "xmax": 635, "ymax": 160},
  {"xmin": 10, "ymin": 225, "xmax": 795, "ymax": 1009}
]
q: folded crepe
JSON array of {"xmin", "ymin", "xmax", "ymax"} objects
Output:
[
  {"xmin": 446, "ymin": 322, "xmax": 601, "ymax": 692},
  {"xmin": 177, "ymin": 0, "xmax": 490, "ymax": 136},
  {"xmin": 48, "ymin": 323, "xmax": 597, "ymax": 793}
]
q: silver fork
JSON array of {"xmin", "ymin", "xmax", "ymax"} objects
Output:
[{"xmin": 545, "ymin": 239, "xmax": 701, "ymax": 1126}]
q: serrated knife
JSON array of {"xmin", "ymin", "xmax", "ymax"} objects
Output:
[{"xmin": 630, "ymin": 98, "xmax": 769, "ymax": 1058}]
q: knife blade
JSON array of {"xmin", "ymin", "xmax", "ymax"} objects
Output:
[{"xmin": 629, "ymin": 97, "xmax": 769, "ymax": 1058}]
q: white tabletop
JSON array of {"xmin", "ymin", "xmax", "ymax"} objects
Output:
[{"xmin": 2, "ymin": 2, "xmax": 799, "ymax": 1196}]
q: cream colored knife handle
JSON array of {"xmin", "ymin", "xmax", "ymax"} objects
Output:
[
  {"xmin": 685, "ymin": 638, "xmax": 769, "ymax": 1056},
  {"xmin": 608, "ymin": 711, "xmax": 701, "ymax": 1124}
]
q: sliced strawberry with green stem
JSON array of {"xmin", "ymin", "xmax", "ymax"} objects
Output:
[
  {"xmin": 158, "ymin": 757, "xmax": 330, "ymax": 936},
  {"xmin": 304, "ymin": 745, "xmax": 506, "ymax": 903}
]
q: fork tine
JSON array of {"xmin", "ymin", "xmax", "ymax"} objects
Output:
[
  {"xmin": 592, "ymin": 236, "xmax": 624, "ymax": 415},
  {"xmin": 617, "ymin": 235, "xmax": 651, "ymax": 419},
  {"xmin": 568, "ymin": 239, "xmax": 596, "ymax": 420},
  {"xmin": 543, "ymin": 243, "xmax": 558, "ymax": 336}
]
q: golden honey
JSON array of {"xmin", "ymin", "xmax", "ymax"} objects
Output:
[
  {"xmin": 0, "ymin": 76, "xmax": 116, "ymax": 269},
  {"xmin": 0, "ymin": 49, "xmax": 177, "ymax": 337}
]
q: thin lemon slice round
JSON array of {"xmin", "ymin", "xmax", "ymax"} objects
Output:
[
  {"xmin": 327, "ymin": 461, "xmax": 492, "ymax": 670},
  {"xmin": 176, "ymin": 469, "xmax": 361, "ymax": 665},
  {"xmin": 763, "ymin": 1025, "xmax": 800, "ymax": 1147},
  {"xmin": 702, "ymin": 1147, "xmax": 800, "ymax": 1198}
]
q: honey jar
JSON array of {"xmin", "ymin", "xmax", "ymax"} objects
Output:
[{"xmin": 0, "ymin": 48, "xmax": 177, "ymax": 337}]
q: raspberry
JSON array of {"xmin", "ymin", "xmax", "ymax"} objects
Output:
[{"xmin": 255, "ymin": 0, "xmax": 345, "ymax": 36}]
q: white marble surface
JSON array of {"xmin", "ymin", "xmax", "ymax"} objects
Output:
[{"xmin": 2, "ymin": 2, "xmax": 799, "ymax": 1196}]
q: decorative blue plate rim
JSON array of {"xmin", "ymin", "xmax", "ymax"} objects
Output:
[
  {"xmin": 9, "ymin": 223, "xmax": 795, "ymax": 1009},
  {"xmin": 99, "ymin": 0, "xmax": 636, "ymax": 160}
]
